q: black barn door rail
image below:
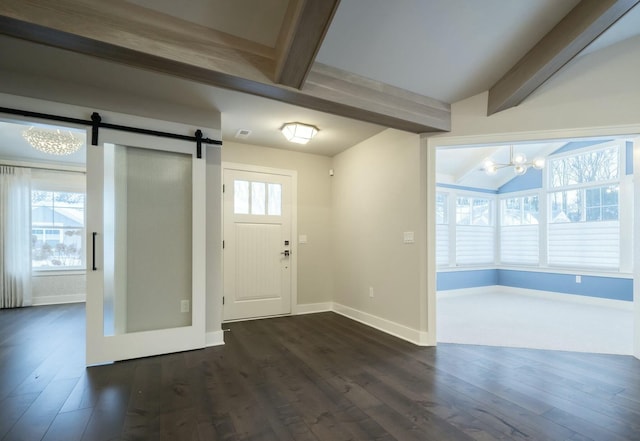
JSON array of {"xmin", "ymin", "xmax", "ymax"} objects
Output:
[{"xmin": 0, "ymin": 106, "xmax": 222, "ymax": 158}]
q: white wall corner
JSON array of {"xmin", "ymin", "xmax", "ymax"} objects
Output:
[
  {"xmin": 205, "ymin": 330, "xmax": 225, "ymax": 347},
  {"xmin": 293, "ymin": 302, "xmax": 334, "ymax": 315},
  {"xmin": 332, "ymin": 303, "xmax": 434, "ymax": 347}
]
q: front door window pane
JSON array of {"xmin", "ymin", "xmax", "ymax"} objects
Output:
[
  {"xmin": 268, "ymin": 183, "xmax": 282, "ymax": 216},
  {"xmin": 251, "ymin": 182, "xmax": 266, "ymax": 215},
  {"xmin": 234, "ymin": 180, "xmax": 249, "ymax": 214}
]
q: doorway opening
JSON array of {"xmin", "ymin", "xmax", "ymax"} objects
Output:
[{"xmin": 434, "ymin": 135, "xmax": 638, "ymax": 355}]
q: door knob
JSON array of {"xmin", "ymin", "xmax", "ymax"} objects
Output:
[{"xmin": 281, "ymin": 250, "xmax": 290, "ymax": 257}]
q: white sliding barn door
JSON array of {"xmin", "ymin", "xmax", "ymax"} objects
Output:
[{"xmin": 86, "ymin": 129, "xmax": 206, "ymax": 365}]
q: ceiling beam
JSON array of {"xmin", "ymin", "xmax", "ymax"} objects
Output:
[
  {"xmin": 274, "ymin": 0, "xmax": 340, "ymax": 89},
  {"xmin": 0, "ymin": 0, "xmax": 450, "ymax": 133},
  {"xmin": 304, "ymin": 63, "xmax": 451, "ymax": 132},
  {"xmin": 488, "ymin": 0, "xmax": 640, "ymax": 116}
]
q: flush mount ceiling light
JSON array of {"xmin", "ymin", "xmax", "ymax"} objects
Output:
[
  {"xmin": 22, "ymin": 126, "xmax": 83, "ymax": 156},
  {"xmin": 483, "ymin": 145, "xmax": 544, "ymax": 176},
  {"xmin": 280, "ymin": 122, "xmax": 318, "ymax": 144}
]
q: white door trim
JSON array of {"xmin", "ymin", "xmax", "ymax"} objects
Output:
[{"xmin": 222, "ymin": 162, "xmax": 298, "ymax": 320}]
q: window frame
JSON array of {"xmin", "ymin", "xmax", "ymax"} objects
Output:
[
  {"xmin": 545, "ymin": 141, "xmax": 623, "ymax": 271},
  {"xmin": 31, "ymin": 169, "xmax": 86, "ymax": 274}
]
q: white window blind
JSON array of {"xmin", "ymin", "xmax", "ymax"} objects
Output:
[
  {"xmin": 500, "ymin": 194, "xmax": 539, "ymax": 265},
  {"xmin": 501, "ymin": 225, "xmax": 539, "ymax": 265},
  {"xmin": 548, "ymin": 221, "xmax": 619, "ymax": 269},
  {"xmin": 436, "ymin": 192, "xmax": 449, "ymax": 266},
  {"xmin": 456, "ymin": 225, "xmax": 494, "ymax": 265},
  {"xmin": 436, "ymin": 224, "xmax": 448, "ymax": 266}
]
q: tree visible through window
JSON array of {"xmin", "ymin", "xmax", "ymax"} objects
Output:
[{"xmin": 547, "ymin": 144, "xmax": 620, "ymax": 269}]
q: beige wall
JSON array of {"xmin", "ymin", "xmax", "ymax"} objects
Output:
[
  {"xmin": 222, "ymin": 141, "xmax": 333, "ymax": 305},
  {"xmin": 32, "ymin": 274, "xmax": 86, "ymax": 305},
  {"xmin": 331, "ymin": 129, "xmax": 423, "ymax": 330},
  {"xmin": 437, "ymin": 36, "xmax": 640, "ymax": 141}
]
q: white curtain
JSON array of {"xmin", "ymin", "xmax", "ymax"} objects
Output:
[{"xmin": 0, "ymin": 166, "xmax": 32, "ymax": 308}]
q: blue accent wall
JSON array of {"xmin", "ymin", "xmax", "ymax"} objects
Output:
[
  {"xmin": 626, "ymin": 141, "xmax": 633, "ymax": 175},
  {"xmin": 498, "ymin": 270, "xmax": 633, "ymax": 301},
  {"xmin": 551, "ymin": 140, "xmax": 611, "ymax": 155},
  {"xmin": 437, "ymin": 270, "xmax": 498, "ymax": 290},
  {"xmin": 498, "ymin": 168, "xmax": 542, "ymax": 194},
  {"xmin": 437, "ymin": 269, "xmax": 632, "ymax": 301}
]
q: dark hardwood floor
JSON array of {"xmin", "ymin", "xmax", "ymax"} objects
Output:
[{"xmin": 1, "ymin": 304, "xmax": 640, "ymax": 440}]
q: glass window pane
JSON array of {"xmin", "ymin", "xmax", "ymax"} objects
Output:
[
  {"xmin": 523, "ymin": 195, "xmax": 539, "ymax": 224},
  {"xmin": 234, "ymin": 180, "xmax": 249, "ymax": 214},
  {"xmin": 550, "ymin": 146, "xmax": 619, "ymax": 188},
  {"xmin": 472, "ymin": 198, "xmax": 491, "ymax": 226},
  {"xmin": 267, "ymin": 183, "xmax": 282, "ymax": 216},
  {"xmin": 251, "ymin": 182, "xmax": 266, "ymax": 215},
  {"xmin": 502, "ymin": 197, "xmax": 521, "ymax": 226},
  {"xmin": 554, "ymin": 189, "xmax": 583, "ymax": 222},
  {"xmin": 602, "ymin": 185, "xmax": 618, "ymax": 206},
  {"xmin": 603, "ymin": 206, "xmax": 618, "ymax": 220},
  {"xmin": 585, "ymin": 187, "xmax": 601, "ymax": 208},
  {"xmin": 456, "ymin": 197, "xmax": 470, "ymax": 225},
  {"xmin": 32, "ymin": 189, "xmax": 85, "ymax": 269},
  {"xmin": 586, "ymin": 207, "xmax": 601, "ymax": 221}
]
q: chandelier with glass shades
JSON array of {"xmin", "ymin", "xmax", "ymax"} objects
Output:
[
  {"xmin": 22, "ymin": 126, "xmax": 83, "ymax": 156},
  {"xmin": 280, "ymin": 122, "xmax": 319, "ymax": 144},
  {"xmin": 483, "ymin": 145, "xmax": 545, "ymax": 176}
]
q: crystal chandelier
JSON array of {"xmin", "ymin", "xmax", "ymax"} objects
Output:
[
  {"xmin": 483, "ymin": 146, "xmax": 544, "ymax": 176},
  {"xmin": 22, "ymin": 126, "xmax": 83, "ymax": 156}
]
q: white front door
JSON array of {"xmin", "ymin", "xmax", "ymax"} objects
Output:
[
  {"xmin": 223, "ymin": 164, "xmax": 295, "ymax": 321},
  {"xmin": 86, "ymin": 129, "xmax": 206, "ymax": 365}
]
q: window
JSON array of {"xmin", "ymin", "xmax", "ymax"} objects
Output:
[
  {"xmin": 435, "ymin": 192, "xmax": 448, "ymax": 266},
  {"xmin": 456, "ymin": 196, "xmax": 491, "ymax": 226},
  {"xmin": 234, "ymin": 180, "xmax": 282, "ymax": 216},
  {"xmin": 500, "ymin": 195, "xmax": 539, "ymax": 265},
  {"xmin": 455, "ymin": 196, "xmax": 494, "ymax": 265},
  {"xmin": 32, "ymin": 190, "xmax": 85, "ymax": 270},
  {"xmin": 547, "ymin": 145, "xmax": 620, "ymax": 269}
]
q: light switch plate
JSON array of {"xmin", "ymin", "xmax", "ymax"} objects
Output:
[
  {"xmin": 403, "ymin": 231, "xmax": 415, "ymax": 244},
  {"xmin": 299, "ymin": 234, "xmax": 308, "ymax": 244}
]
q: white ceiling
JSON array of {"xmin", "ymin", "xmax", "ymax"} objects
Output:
[
  {"xmin": 1, "ymin": 0, "xmax": 639, "ymax": 168},
  {"xmin": 316, "ymin": 0, "xmax": 580, "ymax": 103}
]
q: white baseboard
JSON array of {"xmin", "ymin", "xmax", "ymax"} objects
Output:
[
  {"xmin": 32, "ymin": 294, "xmax": 86, "ymax": 306},
  {"xmin": 332, "ymin": 303, "xmax": 431, "ymax": 346},
  {"xmin": 439, "ymin": 285, "xmax": 633, "ymax": 311},
  {"xmin": 293, "ymin": 302, "xmax": 333, "ymax": 315},
  {"xmin": 205, "ymin": 330, "xmax": 225, "ymax": 347},
  {"xmin": 437, "ymin": 286, "xmax": 498, "ymax": 298}
]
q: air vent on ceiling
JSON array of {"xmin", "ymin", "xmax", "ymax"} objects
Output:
[{"xmin": 235, "ymin": 128, "xmax": 252, "ymax": 139}]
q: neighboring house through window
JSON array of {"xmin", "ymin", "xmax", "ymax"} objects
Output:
[{"xmin": 31, "ymin": 170, "xmax": 86, "ymax": 270}]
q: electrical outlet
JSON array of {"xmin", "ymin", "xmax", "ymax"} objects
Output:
[
  {"xmin": 369, "ymin": 287, "xmax": 374, "ymax": 298},
  {"xmin": 180, "ymin": 299, "xmax": 190, "ymax": 313},
  {"xmin": 575, "ymin": 275, "xmax": 581, "ymax": 284}
]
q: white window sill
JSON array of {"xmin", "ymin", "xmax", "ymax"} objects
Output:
[{"xmin": 32, "ymin": 269, "xmax": 86, "ymax": 277}]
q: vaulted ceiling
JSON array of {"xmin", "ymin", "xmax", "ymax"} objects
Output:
[{"xmin": 0, "ymin": 0, "xmax": 639, "ymax": 159}]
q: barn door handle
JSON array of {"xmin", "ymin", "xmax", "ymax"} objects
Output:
[{"xmin": 92, "ymin": 232, "xmax": 97, "ymax": 271}]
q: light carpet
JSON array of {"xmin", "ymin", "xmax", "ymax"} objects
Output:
[{"xmin": 437, "ymin": 290, "xmax": 633, "ymax": 355}]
